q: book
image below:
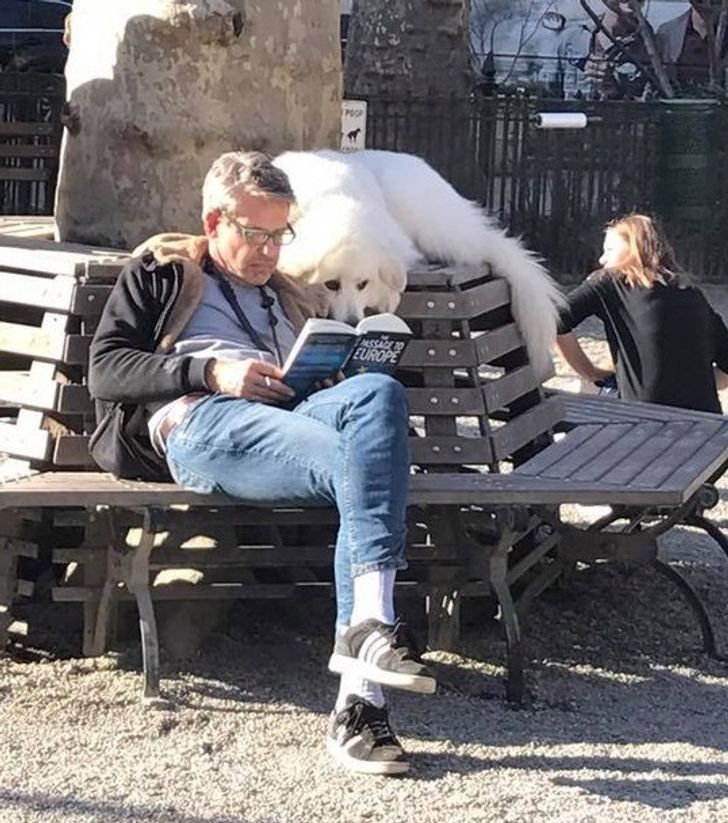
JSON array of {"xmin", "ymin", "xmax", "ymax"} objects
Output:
[{"xmin": 282, "ymin": 312, "xmax": 412, "ymax": 396}]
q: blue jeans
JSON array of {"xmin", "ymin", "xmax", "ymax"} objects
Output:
[{"xmin": 165, "ymin": 373, "xmax": 410, "ymax": 630}]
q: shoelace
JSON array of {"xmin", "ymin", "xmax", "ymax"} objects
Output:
[
  {"xmin": 387, "ymin": 618, "xmax": 425, "ymax": 661},
  {"xmin": 345, "ymin": 701, "xmax": 396, "ymax": 744}
]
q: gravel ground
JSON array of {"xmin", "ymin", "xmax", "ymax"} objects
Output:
[{"xmin": 1, "ymin": 288, "xmax": 728, "ymax": 823}]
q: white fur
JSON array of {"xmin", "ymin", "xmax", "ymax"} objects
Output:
[{"xmin": 274, "ymin": 149, "xmax": 563, "ymax": 379}]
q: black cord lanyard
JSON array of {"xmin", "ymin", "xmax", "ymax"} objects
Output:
[{"xmin": 204, "ymin": 256, "xmax": 283, "ymax": 367}]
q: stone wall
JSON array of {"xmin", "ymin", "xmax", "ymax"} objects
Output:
[{"xmin": 55, "ymin": 0, "xmax": 341, "ymax": 248}]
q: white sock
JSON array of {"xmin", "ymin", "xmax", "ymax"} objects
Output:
[
  {"xmin": 336, "ymin": 672, "xmax": 385, "ymax": 711},
  {"xmin": 349, "ymin": 568, "xmax": 396, "ymax": 627}
]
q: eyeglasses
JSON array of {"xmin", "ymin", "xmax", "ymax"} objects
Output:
[{"xmin": 221, "ymin": 210, "xmax": 296, "ymax": 247}]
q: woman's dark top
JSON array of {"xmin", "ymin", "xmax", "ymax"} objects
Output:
[{"xmin": 557, "ymin": 269, "xmax": 728, "ymax": 413}]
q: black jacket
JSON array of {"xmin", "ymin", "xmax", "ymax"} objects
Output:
[
  {"xmin": 88, "ymin": 253, "xmax": 213, "ymax": 480},
  {"xmin": 88, "ymin": 233, "xmax": 327, "ymax": 479}
]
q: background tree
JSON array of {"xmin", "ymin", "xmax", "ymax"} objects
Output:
[
  {"xmin": 344, "ymin": 0, "xmax": 471, "ymax": 98},
  {"xmin": 55, "ymin": 0, "xmax": 342, "ymax": 248}
]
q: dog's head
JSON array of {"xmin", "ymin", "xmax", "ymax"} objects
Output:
[{"xmin": 277, "ymin": 194, "xmax": 418, "ymax": 324}]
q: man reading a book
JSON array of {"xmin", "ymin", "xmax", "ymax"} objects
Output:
[{"xmin": 88, "ymin": 150, "xmax": 434, "ymax": 776}]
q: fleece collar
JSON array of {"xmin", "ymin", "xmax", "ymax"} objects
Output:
[{"xmin": 133, "ymin": 233, "xmax": 329, "ymax": 352}]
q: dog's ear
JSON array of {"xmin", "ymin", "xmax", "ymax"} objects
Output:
[{"xmin": 378, "ymin": 259, "xmax": 407, "ymax": 295}]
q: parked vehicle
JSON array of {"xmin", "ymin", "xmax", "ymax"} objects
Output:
[{"xmin": 0, "ymin": 0, "xmax": 71, "ymax": 73}]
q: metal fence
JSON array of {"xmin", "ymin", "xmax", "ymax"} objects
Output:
[
  {"xmin": 0, "ymin": 72, "xmax": 65, "ymax": 216},
  {"xmin": 0, "ymin": 78, "xmax": 725, "ymax": 282},
  {"xmin": 365, "ymin": 95, "xmax": 728, "ymax": 282}
]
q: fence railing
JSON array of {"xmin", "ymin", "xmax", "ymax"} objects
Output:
[
  {"xmin": 0, "ymin": 79, "xmax": 725, "ymax": 282},
  {"xmin": 0, "ymin": 72, "xmax": 65, "ymax": 217},
  {"xmin": 365, "ymin": 95, "xmax": 728, "ymax": 281}
]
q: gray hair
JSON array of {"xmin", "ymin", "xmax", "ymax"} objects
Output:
[{"xmin": 201, "ymin": 150, "xmax": 295, "ymax": 217}]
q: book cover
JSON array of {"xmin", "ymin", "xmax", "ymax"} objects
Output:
[
  {"xmin": 342, "ymin": 331, "xmax": 411, "ymax": 377},
  {"xmin": 282, "ymin": 313, "xmax": 411, "ymax": 396}
]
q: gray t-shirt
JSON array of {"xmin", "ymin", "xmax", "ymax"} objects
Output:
[
  {"xmin": 148, "ymin": 271, "xmax": 298, "ymax": 451},
  {"xmin": 170, "ymin": 271, "xmax": 297, "ymax": 364}
]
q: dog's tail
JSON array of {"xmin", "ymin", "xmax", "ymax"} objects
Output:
[
  {"xmin": 359, "ymin": 152, "xmax": 564, "ymax": 379},
  {"xmin": 416, "ymin": 202, "xmax": 564, "ymax": 380},
  {"xmin": 451, "ymin": 215, "xmax": 564, "ymax": 381}
]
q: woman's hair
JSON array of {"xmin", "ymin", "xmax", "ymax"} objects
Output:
[{"xmin": 604, "ymin": 213, "xmax": 686, "ymax": 288}]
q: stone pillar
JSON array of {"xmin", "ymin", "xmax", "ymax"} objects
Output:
[
  {"xmin": 344, "ymin": 0, "xmax": 470, "ymax": 98},
  {"xmin": 55, "ymin": 0, "xmax": 342, "ymax": 248}
]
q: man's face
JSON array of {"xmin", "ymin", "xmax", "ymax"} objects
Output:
[{"xmin": 204, "ymin": 188, "xmax": 291, "ymax": 286}]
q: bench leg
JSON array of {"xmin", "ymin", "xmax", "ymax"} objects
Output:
[
  {"xmin": 652, "ymin": 557, "xmax": 719, "ymax": 658},
  {"xmin": 129, "ymin": 583, "xmax": 161, "ymax": 700},
  {"xmin": 0, "ymin": 550, "xmax": 17, "ymax": 651},
  {"xmin": 124, "ymin": 510, "xmax": 163, "ymax": 703},
  {"xmin": 490, "ymin": 552, "xmax": 524, "ymax": 703},
  {"xmin": 688, "ymin": 513, "xmax": 728, "ymax": 563},
  {"xmin": 426, "ymin": 587, "xmax": 461, "ymax": 651}
]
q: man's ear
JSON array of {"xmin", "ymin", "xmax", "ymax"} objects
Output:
[{"xmin": 203, "ymin": 209, "xmax": 221, "ymax": 238}]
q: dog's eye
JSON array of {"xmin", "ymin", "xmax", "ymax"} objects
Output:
[
  {"xmin": 323, "ymin": 280, "xmax": 341, "ymax": 292},
  {"xmin": 356, "ymin": 280, "xmax": 369, "ymax": 291}
]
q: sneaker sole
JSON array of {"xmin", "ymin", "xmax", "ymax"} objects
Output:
[
  {"xmin": 326, "ymin": 738, "xmax": 410, "ymax": 776},
  {"xmin": 328, "ymin": 653, "xmax": 437, "ymax": 694}
]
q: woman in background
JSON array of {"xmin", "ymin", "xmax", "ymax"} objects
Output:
[{"xmin": 556, "ymin": 214, "xmax": 728, "ymax": 413}]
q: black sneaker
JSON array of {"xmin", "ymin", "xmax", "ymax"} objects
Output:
[
  {"xmin": 327, "ymin": 697, "xmax": 409, "ymax": 775},
  {"xmin": 328, "ymin": 618, "xmax": 436, "ymax": 694}
]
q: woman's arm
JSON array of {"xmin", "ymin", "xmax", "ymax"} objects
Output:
[{"xmin": 556, "ymin": 332, "xmax": 614, "ymax": 384}]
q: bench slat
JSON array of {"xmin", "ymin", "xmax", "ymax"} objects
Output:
[
  {"xmin": 0, "ymin": 238, "xmax": 127, "ymax": 278},
  {"xmin": 631, "ymin": 420, "xmax": 726, "ymax": 489},
  {"xmin": 399, "ymin": 338, "xmax": 478, "ymax": 368},
  {"xmin": 0, "ymin": 373, "xmax": 92, "ymax": 414},
  {"xmin": 0, "ymin": 469, "xmax": 688, "ymax": 507},
  {"xmin": 660, "ymin": 425, "xmax": 728, "ymax": 500},
  {"xmin": 475, "ymin": 323, "xmax": 524, "ymax": 364},
  {"xmin": 406, "ymin": 387, "xmax": 485, "ymax": 416},
  {"xmin": 542, "ymin": 422, "xmax": 635, "ymax": 480},
  {"xmin": 54, "ymin": 583, "xmax": 297, "ymax": 602},
  {"xmin": 53, "ymin": 436, "xmax": 95, "ymax": 467},
  {"xmin": 598, "ymin": 421, "xmax": 693, "ymax": 487},
  {"xmin": 398, "ymin": 278, "xmax": 510, "ymax": 320},
  {"xmin": 410, "ymin": 436, "xmax": 493, "ymax": 465},
  {"xmin": 482, "ymin": 364, "xmax": 540, "ymax": 411},
  {"xmin": 0, "ymin": 321, "xmax": 90, "ymax": 364},
  {"xmin": 491, "ymin": 395, "xmax": 564, "ymax": 460},
  {"xmin": 406, "ymin": 265, "xmax": 489, "ymax": 288},
  {"xmin": 554, "ymin": 391, "xmax": 725, "ymax": 426},
  {"xmin": 0, "ymin": 420, "xmax": 51, "ymax": 462},
  {"xmin": 0, "ymin": 270, "xmax": 76, "ymax": 312},
  {"xmin": 0, "ymin": 272, "xmax": 111, "ymax": 316},
  {"xmin": 572, "ymin": 422, "xmax": 663, "ymax": 482},
  {"xmin": 515, "ymin": 424, "xmax": 602, "ymax": 477}
]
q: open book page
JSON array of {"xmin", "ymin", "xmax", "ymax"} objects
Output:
[
  {"xmin": 282, "ymin": 313, "xmax": 412, "ymax": 396},
  {"xmin": 281, "ymin": 318, "xmax": 356, "ymax": 395}
]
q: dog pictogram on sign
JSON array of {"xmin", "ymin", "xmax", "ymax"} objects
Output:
[{"xmin": 341, "ymin": 100, "xmax": 367, "ymax": 152}]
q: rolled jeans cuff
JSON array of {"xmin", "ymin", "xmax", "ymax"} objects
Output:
[{"xmin": 351, "ymin": 559, "xmax": 408, "ymax": 577}]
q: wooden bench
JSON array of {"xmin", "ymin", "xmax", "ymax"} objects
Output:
[{"xmin": 1, "ymin": 240, "xmax": 727, "ymax": 705}]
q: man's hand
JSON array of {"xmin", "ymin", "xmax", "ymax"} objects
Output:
[
  {"xmin": 320, "ymin": 371, "xmax": 346, "ymax": 389},
  {"xmin": 205, "ymin": 358, "xmax": 295, "ymax": 404}
]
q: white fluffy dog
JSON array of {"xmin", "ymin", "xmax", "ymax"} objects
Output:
[{"xmin": 273, "ymin": 149, "xmax": 562, "ymax": 378}]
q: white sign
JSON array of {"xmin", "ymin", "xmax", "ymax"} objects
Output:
[{"xmin": 341, "ymin": 99, "xmax": 367, "ymax": 152}]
